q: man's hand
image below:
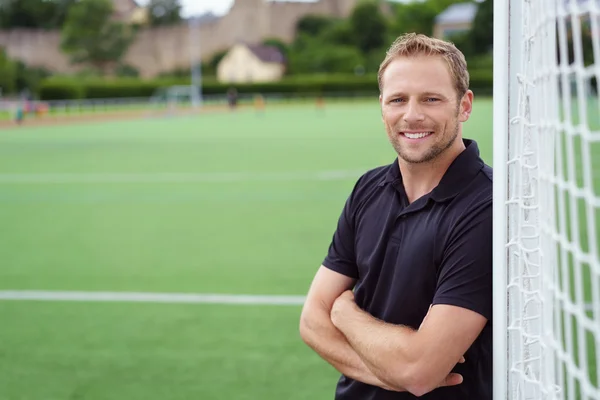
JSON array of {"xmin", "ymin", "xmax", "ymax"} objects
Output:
[
  {"xmin": 331, "ymin": 290, "xmax": 357, "ymax": 326},
  {"xmin": 330, "ymin": 291, "xmax": 466, "ymax": 393}
]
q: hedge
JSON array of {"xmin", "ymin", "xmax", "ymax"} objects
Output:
[{"xmin": 38, "ymin": 70, "xmax": 493, "ymax": 101}]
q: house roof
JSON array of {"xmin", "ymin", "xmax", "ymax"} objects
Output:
[
  {"xmin": 434, "ymin": 2, "xmax": 478, "ymax": 25},
  {"xmin": 246, "ymin": 44, "xmax": 286, "ymax": 64}
]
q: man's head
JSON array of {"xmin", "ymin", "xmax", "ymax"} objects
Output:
[{"xmin": 378, "ymin": 33, "xmax": 473, "ymax": 165}]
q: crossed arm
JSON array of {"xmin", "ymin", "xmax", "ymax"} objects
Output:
[{"xmin": 299, "ymin": 266, "xmax": 487, "ymax": 397}]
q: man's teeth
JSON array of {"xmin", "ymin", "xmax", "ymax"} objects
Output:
[{"xmin": 404, "ymin": 132, "xmax": 432, "ymax": 139}]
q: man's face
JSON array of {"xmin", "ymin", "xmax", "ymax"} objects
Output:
[{"xmin": 379, "ymin": 55, "xmax": 473, "ymax": 164}]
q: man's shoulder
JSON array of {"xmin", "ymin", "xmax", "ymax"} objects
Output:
[
  {"xmin": 342, "ymin": 163, "xmax": 394, "ymax": 212},
  {"xmin": 351, "ymin": 163, "xmax": 393, "ymax": 196},
  {"xmin": 480, "ymin": 163, "xmax": 493, "ymax": 183},
  {"xmin": 450, "ymin": 162, "xmax": 493, "ymax": 218},
  {"xmin": 357, "ymin": 163, "xmax": 392, "ymax": 185},
  {"xmin": 475, "ymin": 163, "xmax": 493, "ymax": 197},
  {"xmin": 468, "ymin": 162, "xmax": 493, "ymax": 198}
]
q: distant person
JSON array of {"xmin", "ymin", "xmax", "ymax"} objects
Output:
[
  {"xmin": 227, "ymin": 88, "xmax": 238, "ymax": 110},
  {"xmin": 315, "ymin": 94, "xmax": 325, "ymax": 112},
  {"xmin": 15, "ymin": 103, "xmax": 24, "ymax": 125},
  {"xmin": 254, "ymin": 94, "xmax": 265, "ymax": 114},
  {"xmin": 299, "ymin": 33, "xmax": 493, "ymax": 399}
]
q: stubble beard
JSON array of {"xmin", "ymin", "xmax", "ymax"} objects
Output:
[{"xmin": 386, "ymin": 117, "xmax": 460, "ymax": 165}]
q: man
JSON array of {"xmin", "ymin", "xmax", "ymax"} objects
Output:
[
  {"xmin": 299, "ymin": 33, "xmax": 493, "ymax": 399},
  {"xmin": 227, "ymin": 87, "xmax": 238, "ymax": 110}
]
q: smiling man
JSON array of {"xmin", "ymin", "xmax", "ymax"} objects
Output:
[{"xmin": 299, "ymin": 33, "xmax": 493, "ymax": 399}]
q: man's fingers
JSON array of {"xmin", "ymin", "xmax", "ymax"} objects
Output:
[
  {"xmin": 440, "ymin": 373, "xmax": 463, "ymax": 387},
  {"xmin": 459, "ymin": 356, "xmax": 466, "ymax": 363}
]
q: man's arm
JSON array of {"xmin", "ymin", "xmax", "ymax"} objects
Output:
[
  {"xmin": 299, "ymin": 266, "xmax": 399, "ymax": 390},
  {"xmin": 331, "ymin": 292, "xmax": 483, "ymax": 396},
  {"xmin": 331, "ymin": 199, "xmax": 493, "ymax": 397}
]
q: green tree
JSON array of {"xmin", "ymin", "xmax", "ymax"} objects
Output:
[
  {"xmin": 392, "ymin": 2, "xmax": 436, "ymax": 36},
  {"xmin": 295, "ymin": 14, "xmax": 336, "ymax": 37},
  {"xmin": 147, "ymin": 0, "xmax": 182, "ymax": 27},
  {"xmin": 0, "ymin": 0, "xmax": 75, "ymax": 29},
  {"xmin": 14, "ymin": 61, "xmax": 51, "ymax": 94},
  {"xmin": 319, "ymin": 20, "xmax": 355, "ymax": 47},
  {"xmin": 0, "ymin": 48, "xmax": 17, "ymax": 94},
  {"xmin": 349, "ymin": 1, "xmax": 388, "ymax": 54},
  {"xmin": 287, "ymin": 34, "xmax": 365, "ymax": 74},
  {"xmin": 60, "ymin": 0, "xmax": 136, "ymax": 74},
  {"xmin": 391, "ymin": 0, "xmax": 460, "ymax": 37},
  {"xmin": 470, "ymin": 0, "xmax": 493, "ymax": 54}
]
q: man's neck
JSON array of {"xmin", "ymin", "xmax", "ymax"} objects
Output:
[{"xmin": 399, "ymin": 138, "xmax": 466, "ymax": 204}]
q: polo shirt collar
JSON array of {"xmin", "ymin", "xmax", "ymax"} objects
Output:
[{"xmin": 378, "ymin": 139, "xmax": 485, "ymax": 202}]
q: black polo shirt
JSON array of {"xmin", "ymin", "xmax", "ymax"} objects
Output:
[{"xmin": 322, "ymin": 139, "xmax": 493, "ymax": 400}]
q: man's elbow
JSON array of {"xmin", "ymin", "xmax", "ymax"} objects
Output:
[
  {"xmin": 387, "ymin": 362, "xmax": 452, "ymax": 397},
  {"xmin": 299, "ymin": 306, "xmax": 321, "ymax": 347},
  {"xmin": 299, "ymin": 313, "xmax": 312, "ymax": 345}
]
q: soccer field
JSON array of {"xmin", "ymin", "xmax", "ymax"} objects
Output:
[{"xmin": 0, "ymin": 98, "xmax": 594, "ymax": 399}]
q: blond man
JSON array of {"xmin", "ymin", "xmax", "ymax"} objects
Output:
[{"xmin": 300, "ymin": 33, "xmax": 493, "ymax": 399}]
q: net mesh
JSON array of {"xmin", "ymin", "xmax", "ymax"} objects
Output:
[{"xmin": 506, "ymin": 0, "xmax": 600, "ymax": 398}]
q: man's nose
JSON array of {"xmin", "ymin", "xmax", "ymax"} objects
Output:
[{"xmin": 403, "ymin": 101, "xmax": 425, "ymax": 123}]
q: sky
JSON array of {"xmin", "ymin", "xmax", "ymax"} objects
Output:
[
  {"xmin": 133, "ymin": 0, "xmax": 256, "ymax": 17},
  {"xmin": 136, "ymin": 0, "xmax": 418, "ymax": 18}
]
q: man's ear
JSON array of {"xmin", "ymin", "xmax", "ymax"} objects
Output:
[{"xmin": 459, "ymin": 90, "xmax": 474, "ymax": 122}]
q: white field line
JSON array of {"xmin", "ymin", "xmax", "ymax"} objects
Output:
[
  {"xmin": 0, "ymin": 290, "xmax": 594, "ymax": 312},
  {"xmin": 0, "ymin": 170, "xmax": 364, "ymax": 184},
  {"xmin": 0, "ymin": 290, "xmax": 306, "ymax": 306}
]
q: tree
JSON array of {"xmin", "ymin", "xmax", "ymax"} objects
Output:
[
  {"xmin": 60, "ymin": 0, "xmax": 136, "ymax": 74},
  {"xmin": 147, "ymin": 0, "xmax": 182, "ymax": 27},
  {"xmin": 14, "ymin": 61, "xmax": 51, "ymax": 94},
  {"xmin": 295, "ymin": 14, "xmax": 336, "ymax": 37},
  {"xmin": 349, "ymin": 1, "xmax": 388, "ymax": 54},
  {"xmin": 470, "ymin": 0, "xmax": 493, "ymax": 54},
  {"xmin": 287, "ymin": 33, "xmax": 365, "ymax": 74},
  {"xmin": 0, "ymin": 0, "xmax": 75, "ymax": 29},
  {"xmin": 392, "ymin": 2, "xmax": 437, "ymax": 36},
  {"xmin": 0, "ymin": 49, "xmax": 17, "ymax": 94},
  {"xmin": 391, "ymin": 0, "xmax": 460, "ymax": 37},
  {"xmin": 319, "ymin": 21, "xmax": 355, "ymax": 47}
]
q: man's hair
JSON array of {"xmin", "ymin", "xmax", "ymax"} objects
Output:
[{"xmin": 377, "ymin": 33, "xmax": 469, "ymax": 99}]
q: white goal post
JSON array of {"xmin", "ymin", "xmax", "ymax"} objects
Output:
[{"xmin": 493, "ymin": 0, "xmax": 600, "ymax": 399}]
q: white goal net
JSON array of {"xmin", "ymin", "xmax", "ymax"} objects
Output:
[{"xmin": 494, "ymin": 0, "xmax": 600, "ymax": 399}]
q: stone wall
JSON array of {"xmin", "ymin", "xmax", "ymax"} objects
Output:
[{"xmin": 0, "ymin": 0, "xmax": 358, "ymax": 78}]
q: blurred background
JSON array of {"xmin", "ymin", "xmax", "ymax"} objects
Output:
[
  {"xmin": 0, "ymin": 0, "xmax": 495, "ymax": 115},
  {"xmin": 0, "ymin": 0, "xmax": 595, "ymax": 399}
]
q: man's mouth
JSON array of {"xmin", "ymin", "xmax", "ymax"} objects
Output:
[{"xmin": 401, "ymin": 131, "xmax": 433, "ymax": 139}]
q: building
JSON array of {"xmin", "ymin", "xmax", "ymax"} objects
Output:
[
  {"xmin": 432, "ymin": 2, "xmax": 478, "ymax": 40},
  {"xmin": 0, "ymin": 0, "xmax": 359, "ymax": 78},
  {"xmin": 217, "ymin": 43, "xmax": 286, "ymax": 83},
  {"xmin": 112, "ymin": 0, "xmax": 148, "ymax": 25}
]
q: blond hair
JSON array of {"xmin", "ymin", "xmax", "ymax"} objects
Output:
[{"xmin": 377, "ymin": 33, "xmax": 469, "ymax": 99}]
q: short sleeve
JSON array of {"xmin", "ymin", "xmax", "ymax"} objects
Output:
[
  {"xmin": 321, "ymin": 184, "xmax": 360, "ymax": 279},
  {"xmin": 432, "ymin": 200, "xmax": 493, "ymax": 320}
]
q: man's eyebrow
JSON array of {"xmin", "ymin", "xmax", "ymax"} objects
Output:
[
  {"xmin": 421, "ymin": 92, "xmax": 448, "ymax": 98},
  {"xmin": 384, "ymin": 91, "xmax": 448, "ymax": 99}
]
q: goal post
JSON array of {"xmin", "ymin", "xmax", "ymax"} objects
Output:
[{"xmin": 494, "ymin": 0, "xmax": 600, "ymax": 399}]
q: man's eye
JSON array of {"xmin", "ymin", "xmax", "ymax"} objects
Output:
[{"xmin": 426, "ymin": 98, "xmax": 440, "ymax": 102}]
